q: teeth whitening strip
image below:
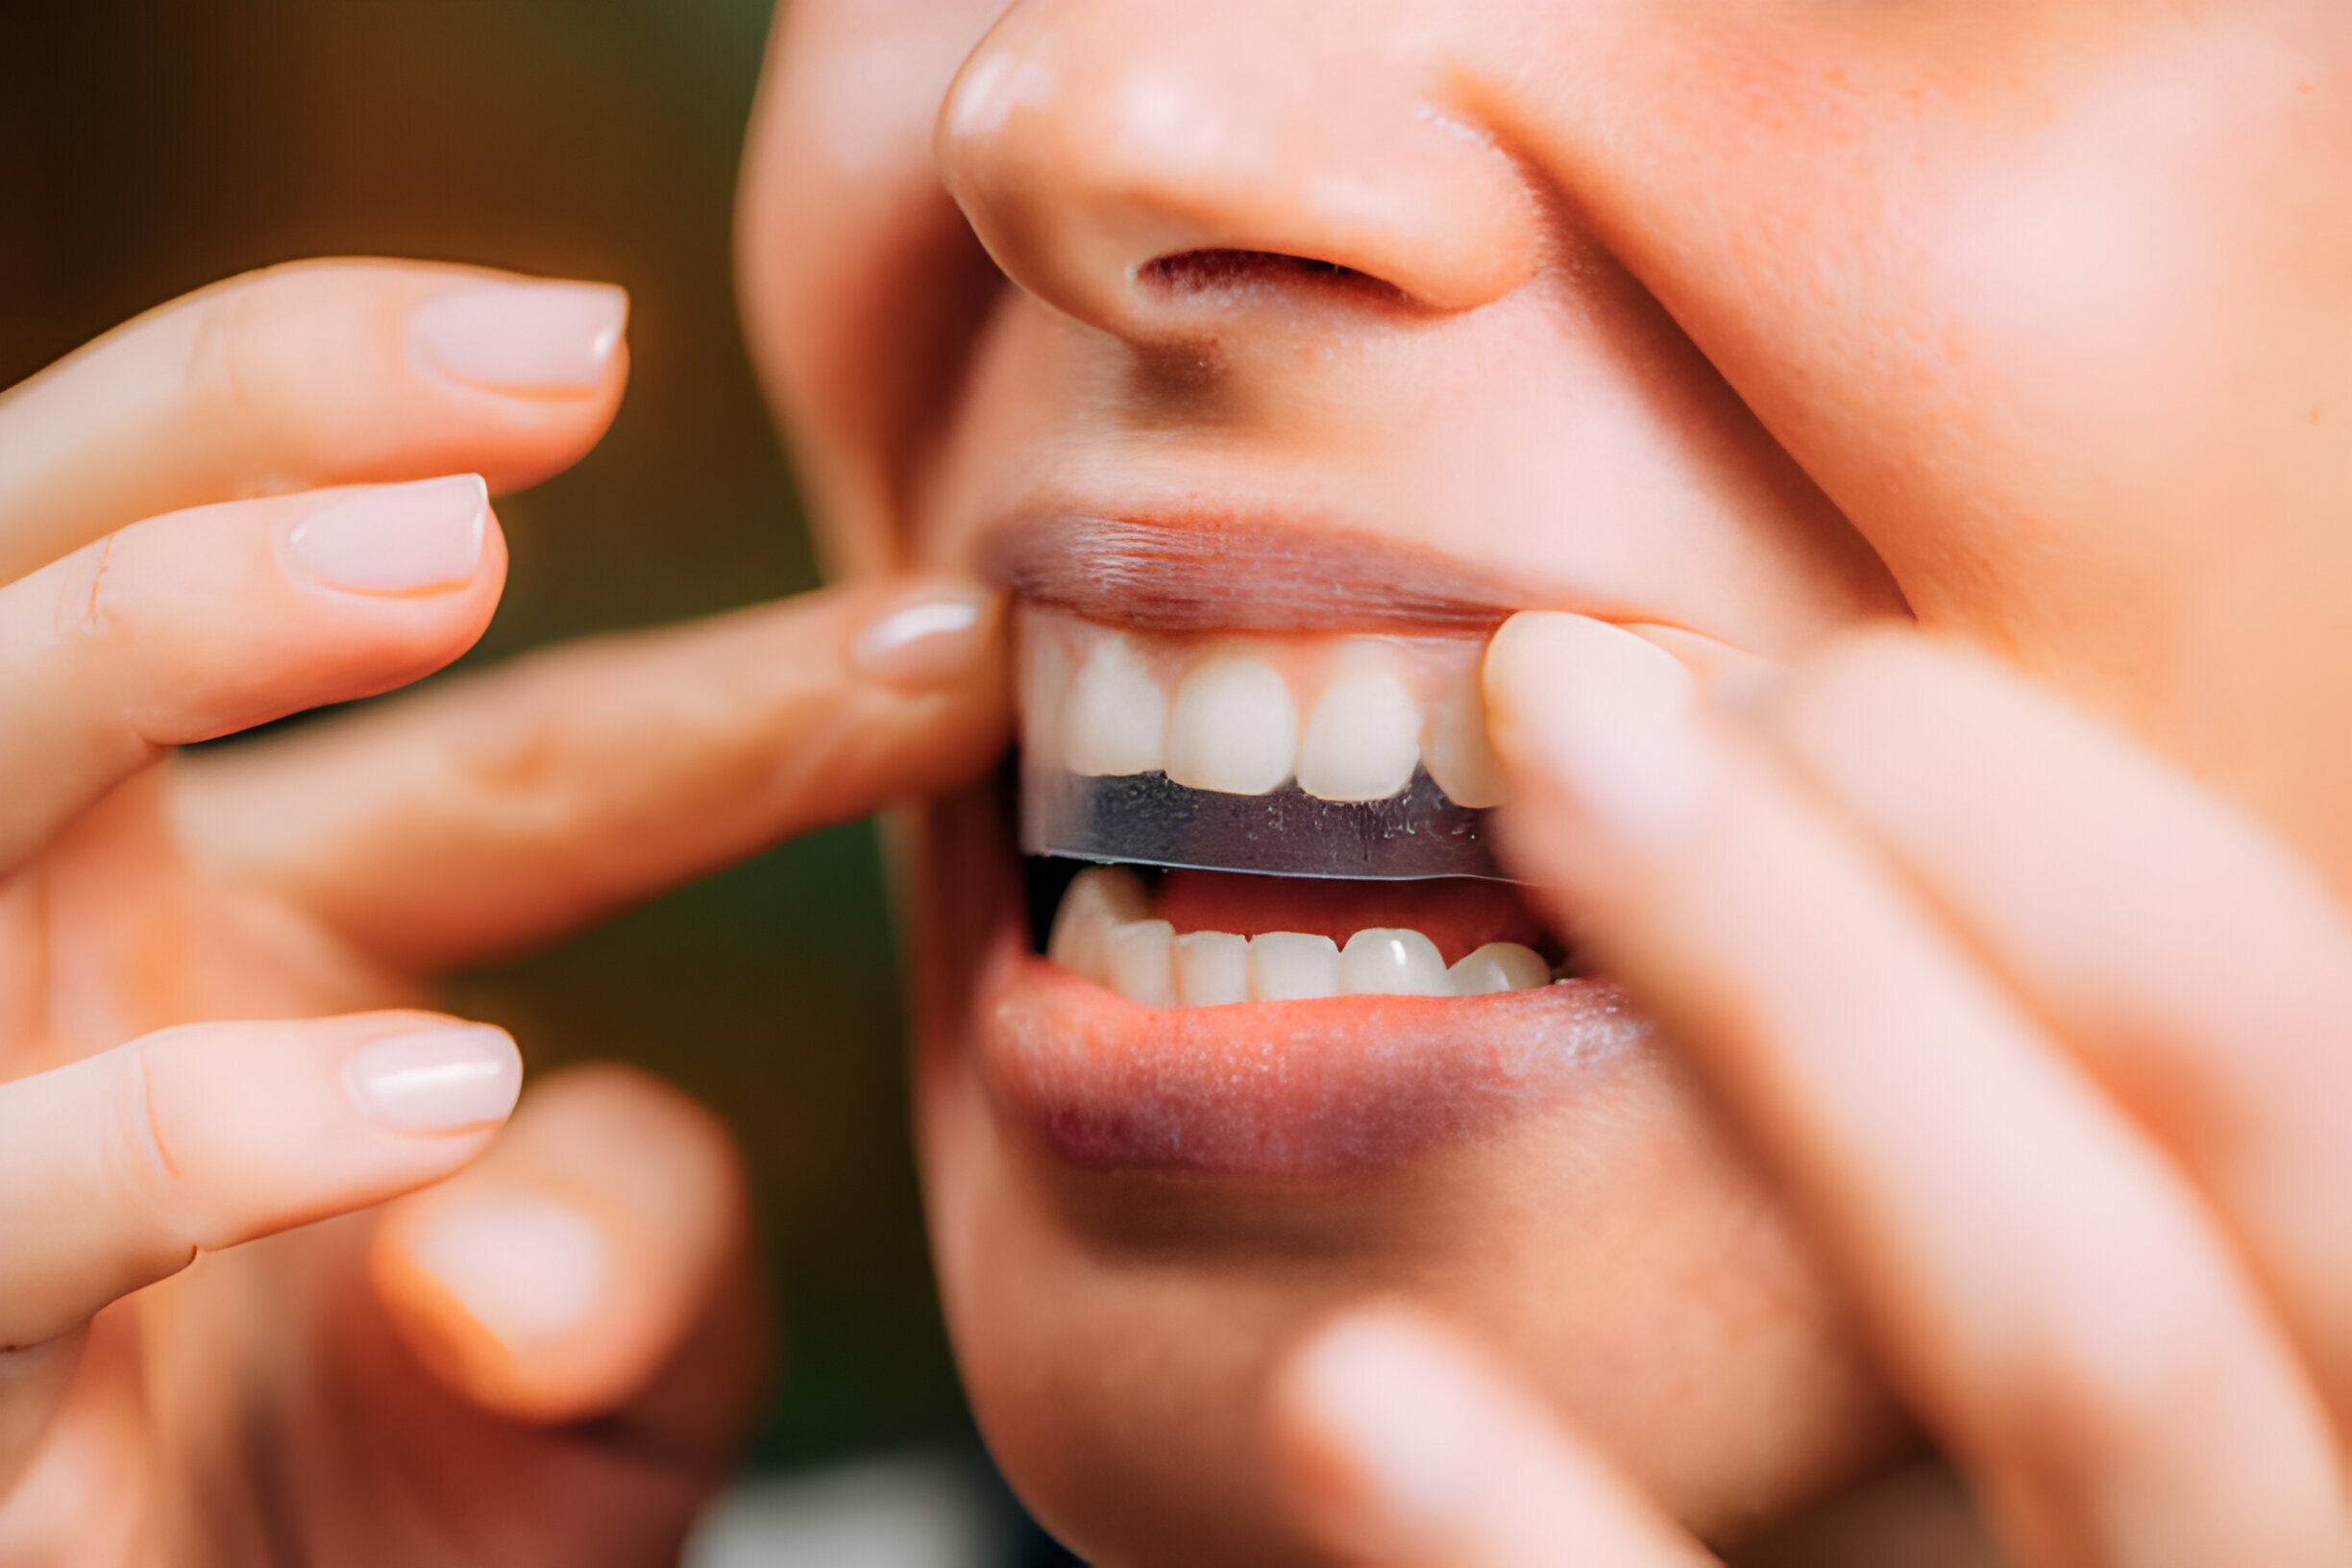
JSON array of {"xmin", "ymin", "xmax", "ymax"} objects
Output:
[{"xmin": 1016, "ymin": 603, "xmax": 1510, "ymax": 880}]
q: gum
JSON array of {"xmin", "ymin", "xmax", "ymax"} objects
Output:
[{"xmin": 1017, "ymin": 603, "xmax": 1508, "ymax": 880}]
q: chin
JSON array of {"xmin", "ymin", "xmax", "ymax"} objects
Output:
[{"xmin": 901, "ymin": 752, "xmax": 1912, "ymax": 1564}]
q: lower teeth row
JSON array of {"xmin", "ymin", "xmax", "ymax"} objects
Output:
[{"xmin": 1045, "ymin": 867, "xmax": 1554, "ymax": 1009}]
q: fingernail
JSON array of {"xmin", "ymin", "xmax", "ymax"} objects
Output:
[
  {"xmin": 406, "ymin": 1193, "xmax": 606, "ymax": 1349},
  {"xmin": 1292, "ymin": 1314, "xmax": 1487, "ymax": 1541},
  {"xmin": 345, "ymin": 1024, "xmax": 521, "ymax": 1132},
  {"xmin": 1485, "ymin": 612, "xmax": 1708, "ymax": 843},
  {"xmin": 850, "ymin": 582, "xmax": 999, "ymax": 688},
  {"xmin": 287, "ymin": 476, "xmax": 488, "ymax": 596},
  {"xmin": 407, "ymin": 280, "xmax": 627, "ymax": 393}
]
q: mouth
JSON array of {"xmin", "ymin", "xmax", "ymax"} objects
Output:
[{"xmin": 956, "ymin": 594, "xmax": 1656, "ymax": 1179}]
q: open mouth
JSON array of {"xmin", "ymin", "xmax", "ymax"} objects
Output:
[{"xmin": 956, "ymin": 600, "xmax": 1654, "ymax": 1179}]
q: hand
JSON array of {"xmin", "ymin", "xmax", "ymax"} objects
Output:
[
  {"xmin": 1268, "ymin": 620, "xmax": 2352, "ymax": 1565},
  {"xmin": 0, "ymin": 261, "xmax": 1009, "ymax": 1563}
]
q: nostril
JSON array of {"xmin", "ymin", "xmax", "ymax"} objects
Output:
[{"xmin": 1139, "ymin": 249, "xmax": 1412, "ymax": 310}]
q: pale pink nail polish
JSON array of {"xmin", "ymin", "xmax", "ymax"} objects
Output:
[
  {"xmin": 405, "ymin": 1193, "xmax": 607, "ymax": 1349},
  {"xmin": 343, "ymin": 1024, "xmax": 520, "ymax": 1132},
  {"xmin": 407, "ymin": 280, "xmax": 627, "ymax": 393},
  {"xmin": 286, "ymin": 476, "xmax": 488, "ymax": 595},
  {"xmin": 851, "ymin": 584, "xmax": 998, "ymax": 688}
]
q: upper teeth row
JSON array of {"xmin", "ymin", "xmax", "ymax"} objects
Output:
[
  {"xmin": 1047, "ymin": 867, "xmax": 1553, "ymax": 1008},
  {"xmin": 1018, "ymin": 610, "xmax": 1507, "ymax": 808}
]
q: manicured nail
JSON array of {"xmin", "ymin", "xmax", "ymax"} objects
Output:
[
  {"xmin": 344, "ymin": 1024, "xmax": 521, "ymax": 1132},
  {"xmin": 405, "ymin": 1193, "xmax": 606, "ymax": 1349},
  {"xmin": 407, "ymin": 280, "xmax": 627, "ymax": 393},
  {"xmin": 850, "ymin": 582, "xmax": 999, "ymax": 688},
  {"xmin": 1484, "ymin": 612, "xmax": 1708, "ymax": 843},
  {"xmin": 287, "ymin": 476, "xmax": 488, "ymax": 596}
]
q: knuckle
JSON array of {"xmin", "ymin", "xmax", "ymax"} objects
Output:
[
  {"xmin": 179, "ymin": 274, "xmax": 267, "ymax": 434},
  {"xmin": 103, "ymin": 1040, "xmax": 196, "ymax": 1256},
  {"xmin": 176, "ymin": 264, "xmax": 333, "ymax": 482},
  {"xmin": 47, "ymin": 533, "xmax": 123, "ymax": 648}
]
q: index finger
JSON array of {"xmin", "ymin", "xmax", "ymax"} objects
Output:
[
  {"xmin": 0, "ymin": 258, "xmax": 627, "ymax": 583},
  {"xmin": 174, "ymin": 577, "xmax": 1010, "ymax": 971}
]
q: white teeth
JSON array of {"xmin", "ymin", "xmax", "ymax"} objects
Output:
[
  {"xmin": 1049, "ymin": 877, "xmax": 1554, "ymax": 1006},
  {"xmin": 1064, "ymin": 632, "xmax": 1168, "ymax": 777},
  {"xmin": 1025, "ymin": 608, "xmax": 1512, "ymax": 809},
  {"xmin": 1173, "ymin": 930, "xmax": 1251, "ymax": 1006},
  {"xmin": 1248, "ymin": 931, "xmax": 1342, "ymax": 1001},
  {"xmin": 1164, "ymin": 650, "xmax": 1300, "ymax": 796},
  {"xmin": 1447, "ymin": 941, "xmax": 1551, "ymax": 996},
  {"xmin": 1423, "ymin": 673, "xmax": 1507, "ymax": 809},
  {"xmin": 1046, "ymin": 866, "xmax": 1151, "ymax": 981},
  {"xmin": 1101, "ymin": 919, "xmax": 1178, "ymax": 1007},
  {"xmin": 1339, "ymin": 928, "xmax": 1451, "ymax": 996},
  {"xmin": 1296, "ymin": 653, "xmax": 1423, "ymax": 802},
  {"xmin": 1016, "ymin": 627, "xmax": 1072, "ymax": 774}
]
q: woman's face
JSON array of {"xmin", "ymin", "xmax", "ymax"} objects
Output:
[{"xmin": 738, "ymin": 2, "xmax": 2352, "ymax": 1559}]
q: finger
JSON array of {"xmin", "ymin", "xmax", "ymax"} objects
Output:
[
  {"xmin": 0, "ymin": 1011, "xmax": 518, "ymax": 1352},
  {"xmin": 0, "ymin": 475, "xmax": 504, "ymax": 873},
  {"xmin": 0, "ymin": 1331, "xmax": 84, "ymax": 1503},
  {"xmin": 1483, "ymin": 613, "xmax": 2350, "ymax": 1566},
  {"xmin": 1272, "ymin": 1308, "xmax": 1714, "ymax": 1567},
  {"xmin": 368, "ymin": 1064, "xmax": 766, "ymax": 1454},
  {"xmin": 1759, "ymin": 632, "xmax": 2352, "ymax": 1419},
  {"xmin": 176, "ymin": 577, "xmax": 1010, "ymax": 969},
  {"xmin": 0, "ymin": 258, "xmax": 625, "ymax": 584}
]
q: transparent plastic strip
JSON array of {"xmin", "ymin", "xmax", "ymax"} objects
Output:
[{"xmin": 1015, "ymin": 602, "xmax": 1510, "ymax": 881}]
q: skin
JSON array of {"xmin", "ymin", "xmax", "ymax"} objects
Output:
[
  {"xmin": 9, "ymin": 1, "xmax": 2351, "ymax": 1563},
  {"xmin": 0, "ymin": 261, "xmax": 1010, "ymax": 1561},
  {"xmin": 737, "ymin": 0, "xmax": 2352, "ymax": 1562}
]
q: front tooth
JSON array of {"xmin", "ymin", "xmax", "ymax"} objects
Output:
[
  {"xmin": 1248, "ymin": 931, "xmax": 1341, "ymax": 1001},
  {"xmin": 1101, "ymin": 919, "xmax": 1177, "ymax": 1007},
  {"xmin": 1017, "ymin": 623, "xmax": 1073, "ymax": 773},
  {"xmin": 1448, "ymin": 941, "xmax": 1552, "ymax": 995},
  {"xmin": 1339, "ymin": 928, "xmax": 1450, "ymax": 996},
  {"xmin": 1046, "ymin": 866, "xmax": 1151, "ymax": 984},
  {"xmin": 1165, "ymin": 650, "xmax": 1299, "ymax": 796},
  {"xmin": 1423, "ymin": 672, "xmax": 1507, "ymax": 809},
  {"xmin": 1064, "ymin": 631, "xmax": 1168, "ymax": 777},
  {"xmin": 1173, "ymin": 930, "xmax": 1250, "ymax": 1006},
  {"xmin": 1296, "ymin": 654, "xmax": 1423, "ymax": 802}
]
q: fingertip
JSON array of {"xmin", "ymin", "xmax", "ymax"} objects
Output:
[
  {"xmin": 371, "ymin": 1183, "xmax": 633, "ymax": 1423},
  {"xmin": 404, "ymin": 277, "xmax": 631, "ymax": 404},
  {"xmin": 370, "ymin": 1064, "xmax": 758, "ymax": 1429},
  {"xmin": 1274, "ymin": 1309, "xmax": 1708, "ymax": 1567},
  {"xmin": 342, "ymin": 1019, "xmax": 521, "ymax": 1135},
  {"xmin": 1482, "ymin": 614, "xmax": 1711, "ymax": 894},
  {"xmin": 1271, "ymin": 1308, "xmax": 1494, "ymax": 1556},
  {"xmin": 846, "ymin": 577, "xmax": 1006, "ymax": 692}
]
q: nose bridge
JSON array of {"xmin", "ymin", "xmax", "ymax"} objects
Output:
[{"xmin": 936, "ymin": 0, "xmax": 1543, "ymax": 335}]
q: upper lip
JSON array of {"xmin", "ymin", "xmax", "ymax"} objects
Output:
[{"xmin": 974, "ymin": 509, "xmax": 1630, "ymax": 634}]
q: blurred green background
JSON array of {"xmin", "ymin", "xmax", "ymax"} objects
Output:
[{"xmin": 0, "ymin": 0, "xmax": 967, "ymax": 1473}]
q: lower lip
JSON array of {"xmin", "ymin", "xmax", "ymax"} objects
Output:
[{"xmin": 973, "ymin": 937, "xmax": 1653, "ymax": 1178}]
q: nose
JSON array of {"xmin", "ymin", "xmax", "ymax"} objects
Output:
[{"xmin": 935, "ymin": 0, "xmax": 1544, "ymax": 337}]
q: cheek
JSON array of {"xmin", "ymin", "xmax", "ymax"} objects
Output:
[{"xmin": 919, "ymin": 1017, "xmax": 1910, "ymax": 1557}]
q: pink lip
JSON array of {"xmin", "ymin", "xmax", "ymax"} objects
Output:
[{"xmin": 974, "ymin": 936, "xmax": 1653, "ymax": 1177}]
